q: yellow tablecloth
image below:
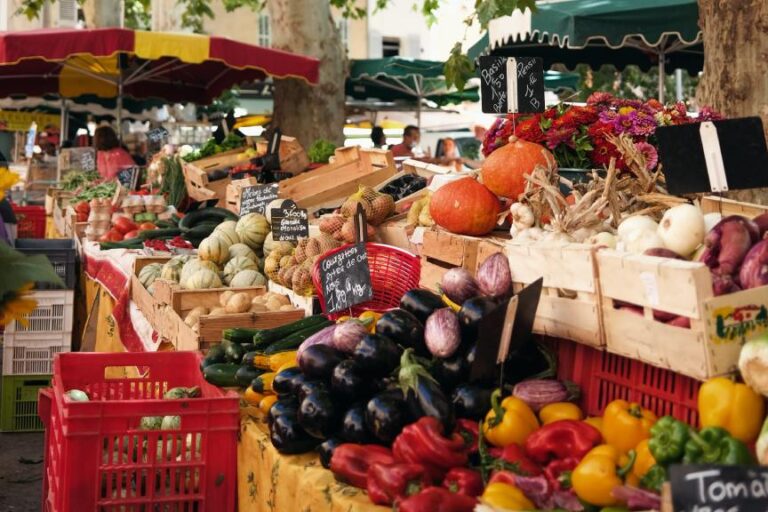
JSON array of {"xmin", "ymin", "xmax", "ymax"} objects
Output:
[{"xmin": 237, "ymin": 411, "xmax": 388, "ymax": 512}]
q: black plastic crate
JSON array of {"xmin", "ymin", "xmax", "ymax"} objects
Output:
[{"xmin": 13, "ymin": 239, "xmax": 78, "ymax": 290}]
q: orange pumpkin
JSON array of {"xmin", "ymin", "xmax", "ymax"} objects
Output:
[
  {"xmin": 481, "ymin": 136, "xmax": 555, "ymax": 200},
  {"xmin": 429, "ymin": 177, "xmax": 500, "ymax": 236}
]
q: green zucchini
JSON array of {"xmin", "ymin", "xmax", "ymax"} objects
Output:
[
  {"xmin": 155, "ymin": 220, "xmax": 176, "ymax": 229},
  {"xmin": 202, "ymin": 363, "xmax": 239, "ymax": 387},
  {"xmin": 139, "ymin": 228, "xmax": 182, "ymax": 240},
  {"xmin": 262, "ymin": 321, "xmax": 332, "ymax": 355},
  {"xmin": 179, "ymin": 207, "xmax": 238, "ymax": 231},
  {"xmin": 185, "ymin": 223, "xmax": 217, "ymax": 238},
  {"xmin": 251, "ymin": 315, "xmax": 330, "ymax": 347},
  {"xmin": 99, "ymin": 238, "xmax": 144, "ymax": 250},
  {"xmin": 200, "ymin": 344, "xmax": 226, "ymax": 369},
  {"xmin": 235, "ymin": 365, "xmax": 264, "ymax": 387},
  {"xmin": 223, "ymin": 327, "xmax": 261, "ymax": 345}
]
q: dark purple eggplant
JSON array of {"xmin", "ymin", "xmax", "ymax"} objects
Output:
[
  {"xmin": 399, "ymin": 348, "xmax": 454, "ymax": 432},
  {"xmin": 331, "ymin": 359, "xmax": 372, "ymax": 401},
  {"xmin": 352, "ymin": 333, "xmax": 401, "ymax": 376},
  {"xmin": 297, "ymin": 380, "xmax": 328, "ymax": 403},
  {"xmin": 299, "ymin": 345, "xmax": 345, "ymax": 380},
  {"xmin": 375, "ymin": 309, "xmax": 426, "ymax": 355},
  {"xmin": 340, "ymin": 404, "xmax": 371, "ymax": 443},
  {"xmin": 270, "ymin": 410, "xmax": 318, "ymax": 454},
  {"xmin": 298, "ymin": 389, "xmax": 338, "ymax": 439},
  {"xmin": 317, "ymin": 438, "xmax": 342, "ymax": 469},
  {"xmin": 400, "ymin": 289, "xmax": 445, "ymax": 323},
  {"xmin": 431, "ymin": 350, "xmax": 469, "ymax": 391},
  {"xmin": 458, "ymin": 296, "xmax": 499, "ymax": 343},
  {"xmin": 365, "ymin": 391, "xmax": 411, "ymax": 444},
  {"xmin": 451, "ymin": 384, "xmax": 493, "ymax": 420}
]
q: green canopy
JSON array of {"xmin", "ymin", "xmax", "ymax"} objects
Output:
[{"xmin": 469, "ymin": 0, "xmax": 703, "ymax": 99}]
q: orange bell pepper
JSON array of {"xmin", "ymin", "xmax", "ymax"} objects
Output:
[{"xmin": 602, "ymin": 400, "xmax": 657, "ymax": 454}]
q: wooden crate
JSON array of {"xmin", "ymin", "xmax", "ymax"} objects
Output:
[
  {"xmin": 276, "ymin": 147, "xmax": 397, "ymax": 213},
  {"xmin": 131, "ymin": 256, "xmax": 169, "ymax": 334},
  {"xmin": 597, "ymin": 250, "xmax": 768, "ymax": 380},
  {"xmin": 700, "ymin": 195, "xmax": 768, "ymax": 217},
  {"xmin": 255, "ymin": 136, "xmax": 309, "ymax": 176},
  {"xmin": 377, "ymin": 214, "xmax": 423, "ymax": 255},
  {"xmin": 478, "ymin": 240, "xmax": 603, "ymax": 348},
  {"xmin": 224, "ymin": 177, "xmax": 260, "ymax": 214},
  {"xmin": 419, "ymin": 229, "xmax": 483, "ymax": 292},
  {"xmin": 267, "ymin": 281, "xmax": 320, "ymax": 317},
  {"xmin": 375, "ymin": 159, "xmax": 444, "ymax": 214},
  {"xmin": 182, "ymin": 147, "xmax": 251, "ymax": 203}
]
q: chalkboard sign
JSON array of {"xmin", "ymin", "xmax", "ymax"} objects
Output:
[
  {"xmin": 147, "ymin": 127, "xmax": 169, "ymax": 155},
  {"xmin": 240, "ymin": 183, "xmax": 279, "ymax": 216},
  {"xmin": 117, "ymin": 166, "xmax": 142, "ymax": 190},
  {"xmin": 657, "ymin": 117, "xmax": 768, "ymax": 195},
  {"xmin": 78, "ymin": 149, "xmax": 96, "ymax": 172},
  {"xmin": 271, "ymin": 200, "xmax": 309, "ymax": 241},
  {"xmin": 669, "ymin": 464, "xmax": 768, "ymax": 512},
  {"xmin": 479, "ymin": 56, "xmax": 545, "ymax": 114},
  {"xmin": 318, "ymin": 243, "xmax": 373, "ymax": 314}
]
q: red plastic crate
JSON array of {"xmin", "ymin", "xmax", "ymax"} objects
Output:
[
  {"xmin": 39, "ymin": 352, "xmax": 239, "ymax": 512},
  {"xmin": 11, "ymin": 204, "xmax": 46, "ymax": 238},
  {"xmin": 556, "ymin": 340, "xmax": 701, "ymax": 426}
]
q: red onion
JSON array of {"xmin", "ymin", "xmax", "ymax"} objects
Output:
[
  {"xmin": 440, "ymin": 268, "xmax": 479, "ymax": 304},
  {"xmin": 739, "ymin": 240, "xmax": 768, "ymax": 289},
  {"xmin": 424, "ymin": 308, "xmax": 461, "ymax": 358},
  {"xmin": 643, "ymin": 247, "xmax": 685, "ymax": 260},
  {"xmin": 512, "ymin": 379, "xmax": 568, "ymax": 412},
  {"xmin": 753, "ymin": 213, "xmax": 768, "ymax": 237},
  {"xmin": 703, "ymin": 216, "xmax": 758, "ymax": 275},
  {"xmin": 476, "ymin": 252, "xmax": 512, "ymax": 298},
  {"xmin": 611, "ymin": 485, "xmax": 661, "ymax": 511},
  {"xmin": 667, "ymin": 315, "xmax": 691, "ymax": 328}
]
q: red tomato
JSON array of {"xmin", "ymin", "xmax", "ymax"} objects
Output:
[
  {"xmin": 76, "ymin": 212, "xmax": 88, "ymax": 222},
  {"xmin": 138, "ymin": 222, "xmax": 157, "ymax": 231},
  {"xmin": 74, "ymin": 201, "xmax": 90, "ymax": 214},
  {"xmin": 113, "ymin": 216, "xmax": 138, "ymax": 235},
  {"xmin": 107, "ymin": 230, "xmax": 124, "ymax": 242},
  {"xmin": 123, "ymin": 230, "xmax": 140, "ymax": 239}
]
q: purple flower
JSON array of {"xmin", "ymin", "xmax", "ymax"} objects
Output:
[
  {"xmin": 698, "ymin": 106, "xmax": 724, "ymax": 121},
  {"xmin": 612, "ymin": 111, "xmax": 638, "ymax": 134},
  {"xmin": 599, "ymin": 110, "xmax": 618, "ymax": 124},
  {"xmin": 635, "ymin": 141, "xmax": 659, "ymax": 170},
  {"xmin": 630, "ymin": 111, "xmax": 658, "ymax": 136},
  {"xmin": 544, "ymin": 126, "xmax": 576, "ymax": 150}
]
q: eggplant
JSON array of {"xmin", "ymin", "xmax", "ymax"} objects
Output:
[
  {"xmin": 365, "ymin": 392, "xmax": 411, "ymax": 444},
  {"xmin": 272, "ymin": 367, "xmax": 304, "ymax": 395},
  {"xmin": 317, "ymin": 438, "xmax": 342, "ymax": 469},
  {"xmin": 400, "ymin": 289, "xmax": 445, "ymax": 324},
  {"xmin": 340, "ymin": 404, "xmax": 371, "ymax": 443},
  {"xmin": 270, "ymin": 410, "xmax": 318, "ymax": 454},
  {"xmin": 399, "ymin": 348, "xmax": 454, "ymax": 431},
  {"xmin": 298, "ymin": 390, "xmax": 338, "ymax": 439},
  {"xmin": 353, "ymin": 334, "xmax": 402, "ymax": 376},
  {"xmin": 331, "ymin": 360, "xmax": 372, "ymax": 401},
  {"xmin": 297, "ymin": 380, "xmax": 328, "ymax": 403},
  {"xmin": 451, "ymin": 384, "xmax": 493, "ymax": 420},
  {"xmin": 458, "ymin": 296, "xmax": 499, "ymax": 343},
  {"xmin": 424, "ymin": 308, "xmax": 462, "ymax": 358},
  {"xmin": 299, "ymin": 345, "xmax": 345, "ymax": 380},
  {"xmin": 431, "ymin": 350, "xmax": 469, "ymax": 391},
  {"xmin": 375, "ymin": 309, "xmax": 426, "ymax": 354},
  {"xmin": 267, "ymin": 397, "xmax": 298, "ymax": 428}
]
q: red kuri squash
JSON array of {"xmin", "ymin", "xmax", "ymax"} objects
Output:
[
  {"xmin": 429, "ymin": 177, "xmax": 500, "ymax": 236},
  {"xmin": 481, "ymin": 136, "xmax": 555, "ymax": 200}
]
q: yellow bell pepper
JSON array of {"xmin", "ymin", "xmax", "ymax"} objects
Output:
[
  {"xmin": 481, "ymin": 482, "xmax": 534, "ymax": 511},
  {"xmin": 698, "ymin": 376, "xmax": 766, "ymax": 444},
  {"xmin": 336, "ymin": 315, "xmax": 352, "ymax": 323},
  {"xmin": 258, "ymin": 394, "xmax": 278, "ymax": 414},
  {"xmin": 602, "ymin": 400, "xmax": 657, "ymax": 454},
  {"xmin": 572, "ymin": 444, "xmax": 636, "ymax": 507},
  {"xmin": 358, "ymin": 310, "xmax": 381, "ymax": 332},
  {"xmin": 632, "ymin": 439, "xmax": 656, "ymax": 482},
  {"xmin": 539, "ymin": 402, "xmax": 583, "ymax": 424},
  {"xmin": 483, "ymin": 390, "xmax": 539, "ymax": 447},
  {"xmin": 585, "ymin": 416, "xmax": 604, "ymax": 438}
]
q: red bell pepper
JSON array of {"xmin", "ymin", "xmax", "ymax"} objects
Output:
[
  {"xmin": 454, "ymin": 419, "xmax": 479, "ymax": 455},
  {"xmin": 366, "ymin": 463, "xmax": 430, "ymax": 506},
  {"xmin": 524, "ymin": 420, "xmax": 601, "ymax": 465},
  {"xmin": 329, "ymin": 444, "xmax": 394, "ymax": 489},
  {"xmin": 393, "ymin": 417, "xmax": 469, "ymax": 480},
  {"xmin": 488, "ymin": 469, "xmax": 519, "ymax": 486},
  {"xmin": 543, "ymin": 457, "xmax": 578, "ymax": 492},
  {"xmin": 442, "ymin": 468, "xmax": 483, "ymax": 497},
  {"xmin": 488, "ymin": 443, "xmax": 542, "ymax": 476},
  {"xmin": 398, "ymin": 486, "xmax": 477, "ymax": 512}
]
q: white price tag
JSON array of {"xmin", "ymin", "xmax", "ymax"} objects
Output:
[{"xmin": 639, "ymin": 271, "xmax": 660, "ymax": 307}]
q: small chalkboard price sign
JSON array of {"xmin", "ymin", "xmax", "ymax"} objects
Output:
[
  {"xmin": 669, "ymin": 464, "xmax": 768, "ymax": 512},
  {"xmin": 271, "ymin": 200, "xmax": 309, "ymax": 241},
  {"xmin": 479, "ymin": 56, "xmax": 545, "ymax": 115},
  {"xmin": 240, "ymin": 183, "xmax": 279, "ymax": 216},
  {"xmin": 78, "ymin": 149, "xmax": 96, "ymax": 172},
  {"xmin": 147, "ymin": 127, "xmax": 169, "ymax": 155},
  {"xmin": 117, "ymin": 166, "xmax": 142, "ymax": 191},
  {"xmin": 318, "ymin": 243, "xmax": 373, "ymax": 314}
]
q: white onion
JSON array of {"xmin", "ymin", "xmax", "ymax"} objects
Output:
[
  {"xmin": 618, "ymin": 215, "xmax": 659, "ymax": 239},
  {"xmin": 657, "ymin": 204, "xmax": 705, "ymax": 257},
  {"xmin": 624, "ymin": 229, "xmax": 665, "ymax": 254},
  {"xmin": 588, "ymin": 232, "xmax": 617, "ymax": 248}
]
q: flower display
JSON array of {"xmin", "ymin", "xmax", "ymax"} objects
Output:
[{"xmin": 482, "ymin": 93, "xmax": 722, "ymax": 170}]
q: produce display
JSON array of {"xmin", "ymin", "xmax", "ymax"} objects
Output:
[
  {"xmin": 181, "ymin": 132, "xmax": 246, "ymax": 163},
  {"xmin": 182, "ymin": 291, "xmax": 298, "ymax": 333}
]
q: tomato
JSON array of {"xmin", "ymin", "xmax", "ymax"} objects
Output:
[
  {"xmin": 76, "ymin": 212, "xmax": 88, "ymax": 222},
  {"xmin": 74, "ymin": 201, "xmax": 90, "ymax": 214},
  {"xmin": 113, "ymin": 216, "xmax": 138, "ymax": 235},
  {"xmin": 123, "ymin": 230, "xmax": 139, "ymax": 239},
  {"xmin": 138, "ymin": 222, "xmax": 157, "ymax": 231},
  {"xmin": 107, "ymin": 229, "xmax": 124, "ymax": 242}
]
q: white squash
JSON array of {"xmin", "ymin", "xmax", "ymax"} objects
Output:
[
  {"xmin": 198, "ymin": 235, "xmax": 231, "ymax": 265},
  {"xmin": 214, "ymin": 220, "xmax": 240, "ymax": 245},
  {"xmin": 185, "ymin": 268, "xmax": 222, "ymax": 289},
  {"xmin": 180, "ymin": 259, "xmax": 219, "ymax": 288},
  {"xmin": 228, "ymin": 243, "xmax": 258, "ymax": 263},
  {"xmin": 229, "ymin": 269, "xmax": 267, "ymax": 288},
  {"xmin": 223, "ymin": 256, "xmax": 258, "ymax": 285},
  {"xmin": 235, "ymin": 213, "xmax": 270, "ymax": 251}
]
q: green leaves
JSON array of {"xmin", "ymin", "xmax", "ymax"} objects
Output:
[
  {"xmin": 0, "ymin": 243, "xmax": 63, "ymax": 295},
  {"xmin": 444, "ymin": 43, "xmax": 475, "ymax": 92},
  {"xmin": 475, "ymin": 0, "xmax": 537, "ymax": 30}
]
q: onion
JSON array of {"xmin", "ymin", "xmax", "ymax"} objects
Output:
[
  {"xmin": 712, "ymin": 273, "xmax": 741, "ymax": 296},
  {"xmin": 440, "ymin": 268, "xmax": 479, "ymax": 304},
  {"xmin": 476, "ymin": 252, "xmax": 512, "ymax": 298},
  {"xmin": 704, "ymin": 217, "xmax": 755, "ymax": 275},
  {"xmin": 587, "ymin": 232, "xmax": 617, "ymax": 248},
  {"xmin": 332, "ymin": 320, "xmax": 368, "ymax": 354},
  {"xmin": 617, "ymin": 215, "xmax": 658, "ymax": 239},
  {"xmin": 657, "ymin": 204, "xmax": 705, "ymax": 257},
  {"xmin": 611, "ymin": 486, "xmax": 661, "ymax": 511},
  {"xmin": 754, "ymin": 213, "xmax": 768, "ymax": 237},
  {"xmin": 739, "ymin": 240, "xmax": 768, "ymax": 289},
  {"xmin": 644, "ymin": 247, "xmax": 685, "ymax": 260},
  {"xmin": 424, "ymin": 308, "xmax": 461, "ymax": 358},
  {"xmin": 624, "ymin": 229, "xmax": 665, "ymax": 254}
]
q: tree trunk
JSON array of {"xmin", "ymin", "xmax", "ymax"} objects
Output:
[
  {"xmin": 267, "ymin": 0, "xmax": 346, "ymax": 148},
  {"xmin": 697, "ymin": 0, "xmax": 768, "ymax": 204},
  {"xmin": 82, "ymin": 0, "xmax": 123, "ymax": 27}
]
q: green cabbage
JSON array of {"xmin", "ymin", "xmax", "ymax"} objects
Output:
[{"xmin": 738, "ymin": 334, "xmax": 768, "ymax": 397}]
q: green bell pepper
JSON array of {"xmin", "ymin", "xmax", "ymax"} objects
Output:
[
  {"xmin": 639, "ymin": 464, "xmax": 667, "ymax": 493},
  {"xmin": 682, "ymin": 427, "xmax": 753, "ymax": 465},
  {"xmin": 649, "ymin": 416, "xmax": 689, "ymax": 464}
]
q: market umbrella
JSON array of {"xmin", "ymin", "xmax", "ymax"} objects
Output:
[
  {"xmin": 0, "ymin": 28, "xmax": 320, "ymax": 132},
  {"xmin": 468, "ymin": 0, "xmax": 703, "ymax": 100},
  {"xmin": 0, "ymin": 94, "xmax": 164, "ymax": 123}
]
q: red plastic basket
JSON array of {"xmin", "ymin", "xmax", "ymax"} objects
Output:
[
  {"xmin": 11, "ymin": 204, "xmax": 46, "ymax": 238},
  {"xmin": 39, "ymin": 352, "xmax": 239, "ymax": 512},
  {"xmin": 556, "ymin": 340, "xmax": 700, "ymax": 426},
  {"xmin": 312, "ymin": 243, "xmax": 421, "ymax": 320}
]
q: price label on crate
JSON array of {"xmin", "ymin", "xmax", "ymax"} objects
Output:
[
  {"xmin": 669, "ymin": 464, "xmax": 768, "ymax": 512},
  {"xmin": 147, "ymin": 127, "xmax": 169, "ymax": 155},
  {"xmin": 271, "ymin": 200, "xmax": 309, "ymax": 242},
  {"xmin": 479, "ymin": 56, "xmax": 545, "ymax": 114},
  {"xmin": 240, "ymin": 183, "xmax": 279, "ymax": 216},
  {"xmin": 318, "ymin": 243, "xmax": 373, "ymax": 314}
]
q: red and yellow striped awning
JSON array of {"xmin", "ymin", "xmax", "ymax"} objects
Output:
[{"xmin": 0, "ymin": 28, "xmax": 319, "ymax": 104}]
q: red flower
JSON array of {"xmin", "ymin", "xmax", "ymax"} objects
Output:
[
  {"xmin": 646, "ymin": 98, "xmax": 664, "ymax": 111},
  {"xmin": 514, "ymin": 117, "xmax": 545, "ymax": 143},
  {"xmin": 590, "ymin": 137, "xmax": 626, "ymax": 170},
  {"xmin": 588, "ymin": 121, "xmax": 615, "ymax": 139},
  {"xmin": 586, "ymin": 92, "xmax": 614, "ymax": 106},
  {"xmin": 542, "ymin": 107, "xmax": 559, "ymax": 120},
  {"xmin": 545, "ymin": 126, "xmax": 577, "ymax": 150}
]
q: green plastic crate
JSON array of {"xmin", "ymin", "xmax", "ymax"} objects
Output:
[{"xmin": 0, "ymin": 374, "xmax": 51, "ymax": 432}]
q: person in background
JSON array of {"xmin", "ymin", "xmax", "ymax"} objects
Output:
[
  {"xmin": 370, "ymin": 126, "xmax": 386, "ymax": 149},
  {"xmin": 390, "ymin": 125, "xmax": 422, "ymax": 158},
  {"xmin": 94, "ymin": 126, "xmax": 135, "ymax": 180}
]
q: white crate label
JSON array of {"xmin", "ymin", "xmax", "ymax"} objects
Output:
[
  {"xmin": 410, "ymin": 227, "xmax": 427, "ymax": 245},
  {"xmin": 639, "ymin": 271, "xmax": 660, "ymax": 307}
]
